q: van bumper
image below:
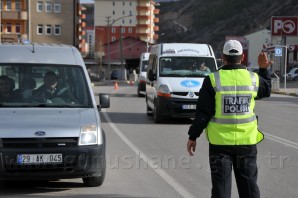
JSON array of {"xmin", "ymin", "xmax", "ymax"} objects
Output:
[
  {"xmin": 157, "ymin": 96, "xmax": 197, "ymax": 118},
  {"xmin": 0, "ymin": 145, "xmax": 105, "ymax": 180}
]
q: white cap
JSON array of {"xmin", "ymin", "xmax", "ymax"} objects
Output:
[{"xmin": 223, "ymin": 40, "xmax": 243, "ymax": 56}]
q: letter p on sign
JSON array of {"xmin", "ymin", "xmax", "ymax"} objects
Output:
[{"xmin": 274, "ymin": 20, "xmax": 283, "ymax": 34}]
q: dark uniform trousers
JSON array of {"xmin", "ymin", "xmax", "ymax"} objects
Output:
[{"xmin": 209, "ymin": 144, "xmax": 260, "ymax": 198}]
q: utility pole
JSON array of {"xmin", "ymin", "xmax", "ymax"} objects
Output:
[
  {"xmin": 120, "ymin": 26, "xmax": 124, "ymax": 80},
  {"xmin": 106, "ymin": 16, "xmax": 111, "ymax": 80},
  {"xmin": 0, "ymin": 0, "xmax": 2, "ymax": 43},
  {"xmin": 105, "ymin": 14, "xmax": 132, "ymax": 80}
]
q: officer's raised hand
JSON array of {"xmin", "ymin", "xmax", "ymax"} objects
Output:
[{"xmin": 258, "ymin": 52, "xmax": 273, "ymax": 69}]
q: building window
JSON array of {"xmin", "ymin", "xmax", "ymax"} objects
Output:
[
  {"xmin": 112, "ymin": 10, "xmax": 115, "ymax": 15},
  {"xmin": 16, "ymin": 23, "xmax": 21, "ymax": 33},
  {"xmin": 6, "ymin": 0, "xmax": 12, "ymax": 10},
  {"xmin": 45, "ymin": 2, "xmax": 52, "ymax": 12},
  {"xmin": 112, "ymin": 2, "xmax": 115, "ymax": 6},
  {"xmin": 54, "ymin": 25, "xmax": 60, "ymax": 35},
  {"xmin": 46, "ymin": 25, "xmax": 52, "ymax": 35},
  {"xmin": 123, "ymin": 2, "xmax": 125, "ymax": 6},
  {"xmin": 111, "ymin": 36, "xmax": 116, "ymax": 42},
  {"xmin": 121, "ymin": 27, "xmax": 125, "ymax": 33},
  {"xmin": 128, "ymin": 27, "xmax": 132, "ymax": 33},
  {"xmin": 130, "ymin": 10, "xmax": 132, "ymax": 15},
  {"xmin": 122, "ymin": 19, "xmax": 125, "ymax": 24},
  {"xmin": 130, "ymin": 2, "xmax": 132, "ymax": 6},
  {"xmin": 1, "ymin": 23, "xmax": 3, "ymax": 33},
  {"xmin": 37, "ymin": 24, "xmax": 43, "ymax": 34},
  {"xmin": 6, "ymin": 23, "xmax": 12, "ymax": 33},
  {"xmin": 37, "ymin": 2, "xmax": 43, "ymax": 12},
  {"xmin": 15, "ymin": 0, "xmax": 21, "ymax": 11},
  {"xmin": 123, "ymin": 10, "xmax": 125, "ymax": 15},
  {"xmin": 0, "ymin": 1, "xmax": 2, "ymax": 11},
  {"xmin": 111, "ymin": 27, "xmax": 116, "ymax": 33},
  {"xmin": 129, "ymin": 19, "xmax": 132, "ymax": 24},
  {"xmin": 54, "ymin": 3, "xmax": 61, "ymax": 13}
]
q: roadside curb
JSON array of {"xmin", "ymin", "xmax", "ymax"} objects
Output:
[
  {"xmin": 92, "ymin": 80, "xmax": 135, "ymax": 87},
  {"xmin": 272, "ymin": 90, "xmax": 298, "ymax": 97}
]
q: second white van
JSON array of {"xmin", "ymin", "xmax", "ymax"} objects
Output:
[
  {"xmin": 146, "ymin": 43, "xmax": 217, "ymax": 123},
  {"xmin": 137, "ymin": 52, "xmax": 150, "ymax": 96}
]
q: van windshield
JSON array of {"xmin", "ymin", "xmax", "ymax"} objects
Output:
[
  {"xmin": 0, "ymin": 64, "xmax": 92, "ymax": 108},
  {"xmin": 159, "ymin": 57, "xmax": 217, "ymax": 77}
]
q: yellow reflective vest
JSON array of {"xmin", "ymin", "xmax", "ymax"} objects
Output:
[{"xmin": 206, "ymin": 69, "xmax": 264, "ymax": 145}]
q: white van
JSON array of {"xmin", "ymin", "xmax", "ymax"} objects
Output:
[
  {"xmin": 137, "ymin": 52, "xmax": 150, "ymax": 96},
  {"xmin": 0, "ymin": 43, "xmax": 109, "ymax": 187},
  {"xmin": 146, "ymin": 43, "xmax": 217, "ymax": 123}
]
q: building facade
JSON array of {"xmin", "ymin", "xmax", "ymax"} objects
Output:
[
  {"xmin": 1, "ymin": 0, "xmax": 86, "ymax": 55},
  {"xmin": 0, "ymin": 0, "xmax": 29, "ymax": 43},
  {"xmin": 94, "ymin": 0, "xmax": 159, "ymax": 65},
  {"xmin": 29, "ymin": 0, "xmax": 80, "ymax": 46},
  {"xmin": 244, "ymin": 29, "xmax": 272, "ymax": 68}
]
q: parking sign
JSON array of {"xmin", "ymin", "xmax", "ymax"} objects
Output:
[{"xmin": 275, "ymin": 47, "xmax": 282, "ymax": 56}]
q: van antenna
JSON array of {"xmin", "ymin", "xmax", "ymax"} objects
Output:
[{"xmin": 31, "ymin": 43, "xmax": 35, "ymax": 53}]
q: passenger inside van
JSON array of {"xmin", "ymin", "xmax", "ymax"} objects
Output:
[
  {"xmin": 199, "ymin": 62, "xmax": 210, "ymax": 72},
  {"xmin": 0, "ymin": 75, "xmax": 20, "ymax": 103}
]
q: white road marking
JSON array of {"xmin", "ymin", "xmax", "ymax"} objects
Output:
[
  {"xmin": 263, "ymin": 132, "xmax": 298, "ymax": 150},
  {"xmin": 102, "ymin": 110, "xmax": 196, "ymax": 198}
]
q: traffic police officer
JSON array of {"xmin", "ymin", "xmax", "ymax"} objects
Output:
[{"xmin": 187, "ymin": 40, "xmax": 272, "ymax": 198}]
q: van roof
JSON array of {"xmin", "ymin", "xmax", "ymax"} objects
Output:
[
  {"xmin": 0, "ymin": 43, "xmax": 83, "ymax": 65},
  {"xmin": 141, "ymin": 52, "xmax": 150, "ymax": 60},
  {"xmin": 150, "ymin": 43, "xmax": 214, "ymax": 57}
]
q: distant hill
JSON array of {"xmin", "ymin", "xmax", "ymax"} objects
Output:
[{"xmin": 157, "ymin": 0, "xmax": 298, "ymax": 55}]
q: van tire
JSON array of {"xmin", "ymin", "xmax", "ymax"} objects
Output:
[
  {"xmin": 82, "ymin": 130, "xmax": 106, "ymax": 187},
  {"xmin": 83, "ymin": 175, "xmax": 104, "ymax": 187},
  {"xmin": 153, "ymin": 101, "xmax": 163, "ymax": 123},
  {"xmin": 146, "ymin": 97, "xmax": 153, "ymax": 116}
]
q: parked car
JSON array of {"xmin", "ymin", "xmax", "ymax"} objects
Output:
[
  {"xmin": 287, "ymin": 68, "xmax": 298, "ymax": 81},
  {"xmin": 111, "ymin": 70, "xmax": 120, "ymax": 80}
]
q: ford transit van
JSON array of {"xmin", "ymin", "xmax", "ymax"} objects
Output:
[
  {"xmin": 146, "ymin": 43, "xmax": 217, "ymax": 123},
  {"xmin": 0, "ymin": 43, "xmax": 109, "ymax": 187},
  {"xmin": 137, "ymin": 52, "xmax": 150, "ymax": 96}
]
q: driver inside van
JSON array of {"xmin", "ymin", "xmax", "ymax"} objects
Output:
[{"xmin": 33, "ymin": 71, "xmax": 77, "ymax": 104}]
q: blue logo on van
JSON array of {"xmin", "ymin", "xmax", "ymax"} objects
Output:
[{"xmin": 180, "ymin": 80, "xmax": 200, "ymax": 88}]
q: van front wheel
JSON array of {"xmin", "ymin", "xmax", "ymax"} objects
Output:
[
  {"xmin": 146, "ymin": 97, "xmax": 153, "ymax": 116},
  {"xmin": 153, "ymin": 101, "xmax": 163, "ymax": 123},
  {"xmin": 83, "ymin": 175, "xmax": 104, "ymax": 187}
]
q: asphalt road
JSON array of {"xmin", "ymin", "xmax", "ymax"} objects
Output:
[{"xmin": 1, "ymin": 84, "xmax": 297, "ymax": 198}]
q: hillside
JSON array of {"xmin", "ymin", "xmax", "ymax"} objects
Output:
[{"xmin": 158, "ymin": 0, "xmax": 298, "ymax": 55}]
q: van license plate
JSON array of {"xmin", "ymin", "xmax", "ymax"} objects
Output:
[
  {"xmin": 182, "ymin": 105, "xmax": 196, "ymax": 109},
  {"xmin": 17, "ymin": 154, "xmax": 63, "ymax": 165}
]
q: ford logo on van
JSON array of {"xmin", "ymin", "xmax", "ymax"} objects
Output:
[
  {"xmin": 180, "ymin": 80, "xmax": 200, "ymax": 88},
  {"xmin": 34, "ymin": 131, "xmax": 46, "ymax": 136}
]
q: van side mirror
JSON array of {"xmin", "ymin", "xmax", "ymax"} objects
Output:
[
  {"xmin": 98, "ymin": 94, "xmax": 110, "ymax": 110},
  {"xmin": 148, "ymin": 70, "xmax": 156, "ymax": 81}
]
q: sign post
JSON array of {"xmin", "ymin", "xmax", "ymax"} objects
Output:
[{"xmin": 275, "ymin": 45, "xmax": 288, "ymax": 92}]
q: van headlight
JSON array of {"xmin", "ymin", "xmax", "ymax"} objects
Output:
[
  {"xmin": 157, "ymin": 85, "xmax": 171, "ymax": 98},
  {"xmin": 79, "ymin": 124, "xmax": 97, "ymax": 146}
]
